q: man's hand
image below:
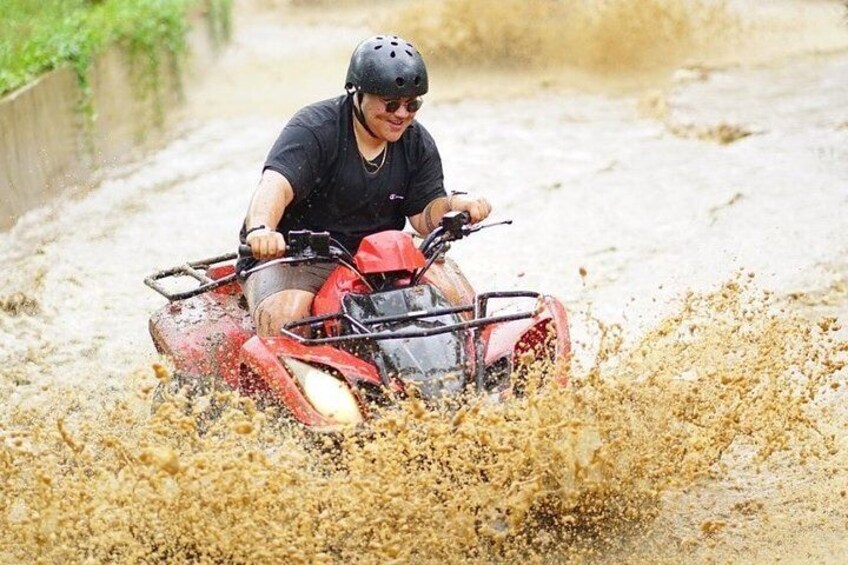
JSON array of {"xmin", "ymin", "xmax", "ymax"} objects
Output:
[
  {"xmin": 408, "ymin": 192, "xmax": 493, "ymax": 236},
  {"xmin": 246, "ymin": 228, "xmax": 287, "ymax": 260},
  {"xmin": 450, "ymin": 194, "xmax": 492, "ymax": 223}
]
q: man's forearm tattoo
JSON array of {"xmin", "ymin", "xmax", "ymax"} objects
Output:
[{"xmin": 424, "ymin": 198, "xmax": 447, "ymax": 233}]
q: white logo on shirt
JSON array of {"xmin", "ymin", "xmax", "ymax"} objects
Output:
[{"xmin": 389, "ymin": 194, "xmax": 405, "ymax": 201}]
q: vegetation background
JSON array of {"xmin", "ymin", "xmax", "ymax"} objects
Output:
[{"xmin": 0, "ymin": 0, "xmax": 233, "ymax": 97}]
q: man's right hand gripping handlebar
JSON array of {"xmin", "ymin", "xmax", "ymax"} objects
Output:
[{"xmin": 244, "ymin": 226, "xmax": 287, "ymax": 260}]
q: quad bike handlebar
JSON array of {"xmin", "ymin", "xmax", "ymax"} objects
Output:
[
  {"xmin": 145, "ymin": 212, "xmax": 511, "ymax": 301},
  {"xmin": 419, "ymin": 211, "xmax": 512, "ymax": 254},
  {"xmin": 238, "ymin": 229, "xmax": 337, "ymax": 262},
  {"xmin": 238, "ymin": 212, "xmax": 509, "ymax": 278}
]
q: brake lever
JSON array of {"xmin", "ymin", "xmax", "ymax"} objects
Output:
[{"xmin": 463, "ymin": 219, "xmax": 513, "ymax": 234}]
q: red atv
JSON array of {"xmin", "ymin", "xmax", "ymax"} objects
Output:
[{"xmin": 145, "ymin": 212, "xmax": 570, "ymax": 430}]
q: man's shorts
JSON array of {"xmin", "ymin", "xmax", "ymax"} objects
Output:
[{"xmin": 243, "ymin": 263, "xmax": 336, "ymax": 317}]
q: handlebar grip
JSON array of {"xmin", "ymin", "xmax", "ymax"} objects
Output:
[{"xmin": 238, "ymin": 244, "xmax": 254, "ymax": 257}]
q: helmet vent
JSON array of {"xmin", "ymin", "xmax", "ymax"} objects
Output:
[{"xmin": 347, "ymin": 35, "xmax": 428, "ymax": 96}]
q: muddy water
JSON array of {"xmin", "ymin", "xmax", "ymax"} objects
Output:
[{"xmin": 1, "ymin": 0, "xmax": 848, "ymax": 562}]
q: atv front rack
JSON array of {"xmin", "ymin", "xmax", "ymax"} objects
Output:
[
  {"xmin": 144, "ymin": 253, "xmax": 239, "ymax": 301},
  {"xmin": 144, "ymin": 247, "xmax": 335, "ymax": 302},
  {"xmin": 280, "ymin": 291, "xmax": 546, "ymax": 344}
]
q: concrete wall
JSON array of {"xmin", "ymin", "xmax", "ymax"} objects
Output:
[
  {"xmin": 0, "ymin": 68, "xmax": 83, "ymax": 229},
  {"xmin": 0, "ymin": 10, "xmax": 219, "ymax": 231}
]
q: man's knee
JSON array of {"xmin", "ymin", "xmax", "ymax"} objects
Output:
[{"xmin": 254, "ymin": 290, "xmax": 314, "ymax": 336}]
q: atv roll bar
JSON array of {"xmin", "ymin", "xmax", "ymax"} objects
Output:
[{"xmin": 278, "ymin": 291, "xmax": 545, "ymax": 345}]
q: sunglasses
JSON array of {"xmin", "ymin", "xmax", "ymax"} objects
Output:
[{"xmin": 383, "ymin": 97, "xmax": 423, "ymax": 113}]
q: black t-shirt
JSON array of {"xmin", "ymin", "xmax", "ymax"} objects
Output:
[{"xmin": 239, "ymin": 94, "xmax": 445, "ymax": 269}]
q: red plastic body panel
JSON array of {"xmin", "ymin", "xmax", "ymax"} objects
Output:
[
  {"xmin": 313, "ymin": 253, "xmax": 476, "ymax": 322},
  {"xmin": 238, "ymin": 334, "xmax": 402, "ymax": 427},
  {"xmin": 238, "ymin": 336, "xmax": 333, "ymax": 427},
  {"xmin": 480, "ymin": 296, "xmax": 571, "ymax": 385},
  {"xmin": 354, "ymin": 231, "xmax": 426, "ymax": 274},
  {"xmin": 148, "ymin": 265, "xmax": 253, "ymax": 387},
  {"xmin": 312, "ymin": 265, "xmax": 369, "ymax": 321}
]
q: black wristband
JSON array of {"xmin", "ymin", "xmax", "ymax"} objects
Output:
[
  {"xmin": 245, "ymin": 225, "xmax": 267, "ymax": 236},
  {"xmin": 448, "ymin": 191, "xmax": 468, "ymax": 210}
]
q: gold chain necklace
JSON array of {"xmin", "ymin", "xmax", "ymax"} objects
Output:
[{"xmin": 360, "ymin": 144, "xmax": 388, "ymax": 174}]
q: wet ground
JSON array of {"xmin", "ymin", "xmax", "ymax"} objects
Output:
[{"xmin": 1, "ymin": 0, "xmax": 847, "ymax": 562}]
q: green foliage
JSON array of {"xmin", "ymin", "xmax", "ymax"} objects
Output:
[
  {"xmin": 109, "ymin": 0, "xmax": 193, "ymax": 126},
  {"xmin": 0, "ymin": 1, "xmax": 87, "ymax": 94},
  {"xmin": 0, "ymin": 0, "xmax": 223, "ymax": 97},
  {"xmin": 207, "ymin": 0, "xmax": 234, "ymax": 47}
]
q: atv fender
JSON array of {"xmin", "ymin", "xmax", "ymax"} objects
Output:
[
  {"xmin": 238, "ymin": 336, "xmax": 390, "ymax": 427},
  {"xmin": 148, "ymin": 268, "xmax": 253, "ymax": 387},
  {"xmin": 481, "ymin": 296, "xmax": 571, "ymax": 385}
]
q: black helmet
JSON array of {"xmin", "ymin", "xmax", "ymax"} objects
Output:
[{"xmin": 345, "ymin": 35, "xmax": 429, "ymax": 98}]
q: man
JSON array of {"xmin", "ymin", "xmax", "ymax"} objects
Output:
[{"xmin": 240, "ymin": 35, "xmax": 491, "ymax": 336}]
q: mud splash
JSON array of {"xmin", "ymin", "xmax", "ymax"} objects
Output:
[
  {"xmin": 391, "ymin": 0, "xmax": 738, "ymax": 72},
  {"xmin": 388, "ymin": 0, "xmax": 848, "ymax": 97},
  {"xmin": 1, "ymin": 278, "xmax": 843, "ymax": 562}
]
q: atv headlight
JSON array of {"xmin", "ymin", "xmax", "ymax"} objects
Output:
[{"xmin": 283, "ymin": 357, "xmax": 363, "ymax": 425}]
